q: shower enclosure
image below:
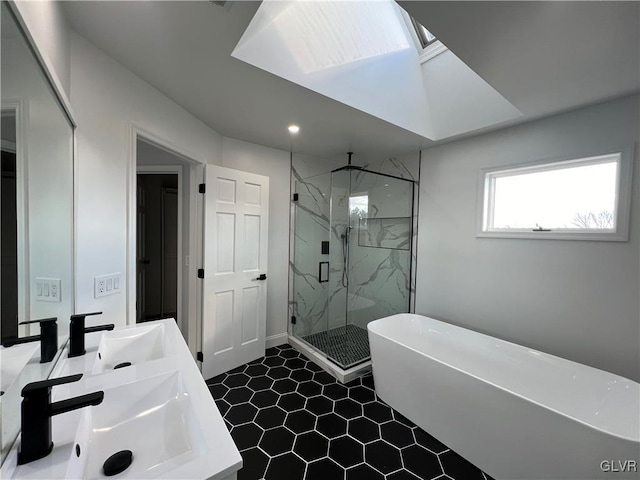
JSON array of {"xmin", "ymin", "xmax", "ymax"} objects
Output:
[{"xmin": 291, "ymin": 162, "xmax": 414, "ymax": 370}]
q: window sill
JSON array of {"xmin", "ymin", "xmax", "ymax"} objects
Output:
[{"xmin": 476, "ymin": 230, "xmax": 629, "ymax": 242}]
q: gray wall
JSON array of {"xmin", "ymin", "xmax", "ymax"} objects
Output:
[{"xmin": 417, "ymin": 94, "xmax": 639, "ymax": 381}]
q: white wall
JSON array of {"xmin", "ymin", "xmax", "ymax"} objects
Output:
[
  {"xmin": 221, "ymin": 137, "xmax": 290, "ymax": 343},
  {"xmin": 417, "ymin": 94, "xmax": 640, "ymax": 381},
  {"xmin": 70, "ymin": 32, "xmax": 223, "ymax": 328},
  {"xmin": 13, "ymin": 0, "xmax": 71, "ymax": 97}
]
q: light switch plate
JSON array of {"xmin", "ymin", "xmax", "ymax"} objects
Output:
[
  {"xmin": 35, "ymin": 278, "xmax": 62, "ymax": 302},
  {"xmin": 94, "ymin": 273, "xmax": 122, "ymax": 298}
]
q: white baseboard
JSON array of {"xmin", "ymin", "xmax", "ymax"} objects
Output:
[{"xmin": 266, "ymin": 333, "xmax": 288, "ymax": 348}]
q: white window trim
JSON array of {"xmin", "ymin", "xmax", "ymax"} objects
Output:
[
  {"xmin": 418, "ymin": 40, "xmax": 448, "ymax": 64},
  {"xmin": 397, "ymin": 7, "xmax": 448, "ymax": 64},
  {"xmin": 475, "ymin": 146, "xmax": 634, "ymax": 242}
]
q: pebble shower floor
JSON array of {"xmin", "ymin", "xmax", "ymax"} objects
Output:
[{"xmin": 206, "ymin": 344, "xmax": 494, "ymax": 480}]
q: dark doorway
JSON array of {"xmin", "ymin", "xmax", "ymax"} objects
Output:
[
  {"xmin": 1, "ymin": 149, "xmax": 18, "ymax": 342},
  {"xmin": 136, "ymin": 173, "xmax": 178, "ymax": 323}
]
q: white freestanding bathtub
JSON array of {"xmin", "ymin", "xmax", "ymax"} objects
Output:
[{"xmin": 368, "ymin": 314, "xmax": 640, "ymax": 480}]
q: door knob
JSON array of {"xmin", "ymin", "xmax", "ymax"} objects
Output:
[{"xmin": 254, "ymin": 274, "xmax": 267, "ymax": 281}]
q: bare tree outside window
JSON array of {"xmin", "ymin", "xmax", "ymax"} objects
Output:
[{"xmin": 571, "ymin": 211, "xmax": 614, "ymax": 229}]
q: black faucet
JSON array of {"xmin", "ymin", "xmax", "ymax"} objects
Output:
[
  {"xmin": 18, "ymin": 373, "xmax": 104, "ymax": 464},
  {"xmin": 68, "ymin": 311, "xmax": 114, "ymax": 357},
  {"xmin": 2, "ymin": 318, "xmax": 58, "ymax": 363}
]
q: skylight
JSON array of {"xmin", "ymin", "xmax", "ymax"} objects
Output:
[
  {"xmin": 268, "ymin": 0, "xmax": 410, "ymax": 73},
  {"xmin": 411, "ymin": 17, "xmax": 437, "ymax": 49}
]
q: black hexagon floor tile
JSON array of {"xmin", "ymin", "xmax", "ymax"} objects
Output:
[
  {"xmin": 284, "ymin": 357, "xmax": 307, "ymax": 369},
  {"xmin": 316, "ymin": 413, "xmax": 347, "ymax": 439},
  {"xmin": 363, "ymin": 401, "xmax": 393, "ymax": 423},
  {"xmin": 293, "ymin": 431, "xmax": 329, "ymax": 462},
  {"xmin": 334, "ymin": 398, "xmax": 363, "ymax": 420},
  {"xmin": 214, "ymin": 398, "xmax": 231, "ymax": 417},
  {"xmin": 245, "ymin": 364, "xmax": 268, "ymax": 377},
  {"xmin": 365, "ymin": 440, "xmax": 402, "ymax": 474},
  {"xmin": 393, "ymin": 411, "xmax": 417, "ymax": 428},
  {"xmin": 208, "ymin": 344, "xmax": 489, "ymax": 480},
  {"xmin": 306, "ymin": 396, "xmax": 333, "ymax": 416},
  {"xmin": 224, "ymin": 386, "xmax": 253, "ymax": 405},
  {"xmin": 247, "ymin": 376, "xmax": 274, "ymax": 392},
  {"xmin": 414, "ymin": 428, "xmax": 449, "ymax": 454},
  {"xmin": 323, "ymin": 383, "xmax": 349, "ymax": 400},
  {"xmin": 402, "ymin": 444, "xmax": 442, "ymax": 479},
  {"xmin": 260, "ymin": 426, "xmax": 295, "ymax": 456},
  {"xmin": 440, "ymin": 449, "xmax": 486, "ymax": 480},
  {"xmin": 290, "ymin": 369, "xmax": 314, "ymax": 382},
  {"xmin": 346, "ymin": 463, "xmax": 384, "ymax": 480},
  {"xmin": 224, "ymin": 373, "xmax": 250, "ymax": 388},
  {"xmin": 264, "ymin": 452, "xmax": 306, "ymax": 480},
  {"xmin": 381, "ymin": 420, "xmax": 414, "ymax": 448},
  {"xmin": 226, "ymin": 403, "xmax": 258, "ymax": 426},
  {"xmin": 349, "ymin": 385, "xmax": 376, "ymax": 403},
  {"xmin": 278, "ymin": 392, "xmax": 306, "ymax": 411},
  {"xmin": 297, "ymin": 380, "xmax": 323, "ymax": 397},
  {"xmin": 238, "ymin": 447, "xmax": 268, "ymax": 480},
  {"xmin": 264, "ymin": 347, "xmax": 280, "ymax": 357},
  {"xmin": 272, "ymin": 378, "xmax": 297, "ymax": 394},
  {"xmin": 208, "ymin": 383, "xmax": 228, "ymax": 398},
  {"xmin": 263, "ymin": 355, "xmax": 285, "ymax": 367},
  {"xmin": 306, "ymin": 458, "xmax": 344, "ymax": 480},
  {"xmin": 387, "ymin": 469, "xmax": 421, "ymax": 480},
  {"xmin": 230, "ymin": 423, "xmax": 263, "ymax": 451},
  {"xmin": 254, "ymin": 406, "xmax": 287, "ymax": 430},
  {"xmin": 328, "ymin": 435, "xmax": 363, "ymax": 468},
  {"xmin": 250, "ymin": 389, "xmax": 279, "ymax": 409},
  {"xmin": 348, "ymin": 417, "xmax": 380, "ymax": 444},
  {"xmin": 314, "ymin": 371, "xmax": 336, "ymax": 385},
  {"xmin": 285, "ymin": 410, "xmax": 317, "ymax": 434},
  {"xmin": 266, "ymin": 366, "xmax": 289, "ymax": 379}
]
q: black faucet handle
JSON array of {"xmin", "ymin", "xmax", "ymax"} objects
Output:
[
  {"xmin": 19, "ymin": 317, "xmax": 57, "ymax": 326},
  {"xmin": 70, "ymin": 312, "xmax": 103, "ymax": 322},
  {"xmin": 22, "ymin": 374, "xmax": 83, "ymax": 397}
]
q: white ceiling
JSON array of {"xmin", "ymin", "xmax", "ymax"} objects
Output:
[{"xmin": 63, "ymin": 1, "xmax": 639, "ymax": 160}]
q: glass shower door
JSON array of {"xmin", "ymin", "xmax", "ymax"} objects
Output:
[
  {"xmin": 291, "ymin": 173, "xmax": 331, "ymax": 341},
  {"xmin": 332, "ymin": 168, "xmax": 414, "ymax": 368}
]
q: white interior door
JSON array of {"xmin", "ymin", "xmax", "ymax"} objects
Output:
[{"xmin": 202, "ymin": 165, "xmax": 269, "ymax": 379}]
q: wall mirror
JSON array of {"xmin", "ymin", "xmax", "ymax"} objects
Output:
[{"xmin": 1, "ymin": 1, "xmax": 75, "ymax": 464}]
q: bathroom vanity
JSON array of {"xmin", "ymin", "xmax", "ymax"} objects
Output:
[{"xmin": 1, "ymin": 318, "xmax": 242, "ymax": 479}]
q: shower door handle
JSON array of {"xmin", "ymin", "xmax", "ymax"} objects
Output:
[{"xmin": 254, "ymin": 274, "xmax": 267, "ymax": 281}]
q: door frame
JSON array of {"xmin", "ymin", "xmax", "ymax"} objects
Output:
[
  {"xmin": 136, "ymin": 167, "xmax": 183, "ymax": 329},
  {"xmin": 126, "ymin": 124, "xmax": 203, "ymax": 358},
  {"xmin": 1, "ymin": 100, "xmax": 29, "ymax": 337}
]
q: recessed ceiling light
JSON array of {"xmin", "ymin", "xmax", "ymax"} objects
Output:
[{"xmin": 288, "ymin": 125, "xmax": 300, "ymax": 134}]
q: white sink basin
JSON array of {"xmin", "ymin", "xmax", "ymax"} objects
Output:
[
  {"xmin": 91, "ymin": 323, "xmax": 174, "ymax": 374},
  {"xmin": 66, "ymin": 370, "xmax": 204, "ymax": 479},
  {"xmin": 0, "ymin": 343, "xmax": 39, "ymax": 394},
  {"xmin": 1, "ymin": 318, "xmax": 241, "ymax": 480}
]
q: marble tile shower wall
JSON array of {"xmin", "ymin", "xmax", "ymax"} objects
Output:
[
  {"xmin": 334, "ymin": 171, "xmax": 414, "ymax": 332},
  {"xmin": 289, "ymin": 153, "xmax": 419, "ymax": 340}
]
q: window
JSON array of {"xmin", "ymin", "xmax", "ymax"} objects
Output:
[
  {"xmin": 349, "ymin": 194, "xmax": 368, "ymax": 221},
  {"xmin": 410, "ymin": 17, "xmax": 437, "ymax": 48},
  {"xmin": 478, "ymin": 151, "xmax": 633, "ymax": 241}
]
